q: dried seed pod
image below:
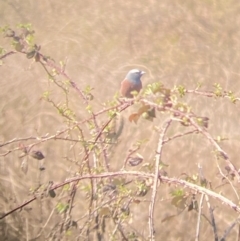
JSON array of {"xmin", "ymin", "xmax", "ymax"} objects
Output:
[
  {"xmin": 128, "ymin": 154, "xmax": 143, "ymax": 166},
  {"xmin": 30, "ymin": 150, "xmax": 45, "ymax": 160}
]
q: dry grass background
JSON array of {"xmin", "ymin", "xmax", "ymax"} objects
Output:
[{"xmin": 1, "ymin": 0, "xmax": 240, "ymax": 240}]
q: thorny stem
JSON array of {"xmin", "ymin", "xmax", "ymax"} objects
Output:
[
  {"xmin": 148, "ymin": 119, "xmax": 172, "ymax": 240},
  {"xmin": 1, "ymin": 171, "xmax": 240, "ymax": 220}
]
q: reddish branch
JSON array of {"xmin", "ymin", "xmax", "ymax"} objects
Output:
[{"xmin": 1, "ymin": 171, "xmax": 240, "ymax": 220}]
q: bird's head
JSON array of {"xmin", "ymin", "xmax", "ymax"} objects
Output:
[{"xmin": 125, "ymin": 69, "xmax": 145, "ymax": 83}]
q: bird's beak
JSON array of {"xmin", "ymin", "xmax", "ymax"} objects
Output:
[{"xmin": 141, "ymin": 71, "xmax": 146, "ymax": 75}]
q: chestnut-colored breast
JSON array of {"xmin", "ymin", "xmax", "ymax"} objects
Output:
[{"xmin": 120, "ymin": 79, "xmax": 142, "ymax": 98}]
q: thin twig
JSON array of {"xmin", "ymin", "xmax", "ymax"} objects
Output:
[
  {"xmin": 1, "ymin": 171, "xmax": 240, "ymax": 220},
  {"xmin": 220, "ymin": 217, "xmax": 240, "ymax": 241},
  {"xmin": 205, "ymin": 194, "xmax": 218, "ymax": 241},
  {"xmin": 148, "ymin": 119, "xmax": 172, "ymax": 240},
  {"xmin": 195, "ymin": 193, "xmax": 204, "ymax": 241},
  {"xmin": 163, "ymin": 129, "xmax": 198, "ymax": 144},
  {"xmin": 141, "ymin": 99, "xmax": 240, "ymax": 182},
  {"xmin": 0, "ymin": 50, "xmax": 17, "ymax": 60},
  {"xmin": 215, "ymin": 157, "xmax": 239, "ymax": 200}
]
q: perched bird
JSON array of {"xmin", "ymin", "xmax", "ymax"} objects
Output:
[{"xmin": 120, "ymin": 69, "xmax": 145, "ymax": 98}]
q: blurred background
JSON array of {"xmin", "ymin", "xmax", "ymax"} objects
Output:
[{"xmin": 1, "ymin": 0, "xmax": 240, "ymax": 240}]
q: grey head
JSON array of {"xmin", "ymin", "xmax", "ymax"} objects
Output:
[{"xmin": 125, "ymin": 69, "xmax": 145, "ymax": 84}]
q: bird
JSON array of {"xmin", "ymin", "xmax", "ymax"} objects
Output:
[{"xmin": 120, "ymin": 69, "xmax": 145, "ymax": 98}]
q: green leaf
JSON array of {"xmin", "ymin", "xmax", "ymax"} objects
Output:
[
  {"xmin": 26, "ymin": 50, "xmax": 36, "ymax": 59},
  {"xmin": 56, "ymin": 202, "xmax": 69, "ymax": 214},
  {"xmin": 171, "ymin": 196, "xmax": 187, "ymax": 209},
  {"xmin": 17, "ymin": 23, "xmax": 32, "ymax": 31}
]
